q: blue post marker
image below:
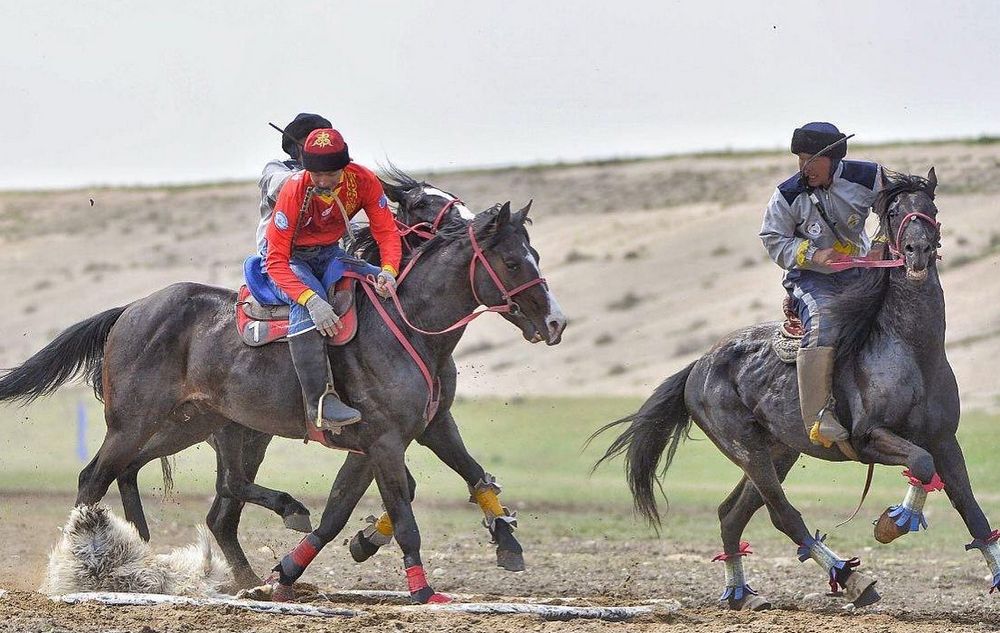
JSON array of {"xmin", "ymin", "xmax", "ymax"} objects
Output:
[{"xmin": 76, "ymin": 400, "xmax": 88, "ymax": 462}]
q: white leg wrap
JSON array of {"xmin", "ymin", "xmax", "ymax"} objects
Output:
[
  {"xmin": 981, "ymin": 541, "xmax": 1000, "ymax": 580},
  {"xmin": 724, "ymin": 558, "xmax": 747, "ymax": 589}
]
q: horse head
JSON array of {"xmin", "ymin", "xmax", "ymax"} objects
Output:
[
  {"xmin": 470, "ymin": 201, "xmax": 567, "ymax": 346},
  {"xmin": 877, "ymin": 167, "xmax": 941, "ymax": 283}
]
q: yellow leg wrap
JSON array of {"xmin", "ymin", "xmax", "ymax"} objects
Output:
[
  {"xmin": 374, "ymin": 512, "xmax": 394, "ymax": 537},
  {"xmin": 475, "ymin": 489, "xmax": 505, "ymax": 520},
  {"xmin": 809, "ymin": 421, "xmax": 835, "ymax": 448}
]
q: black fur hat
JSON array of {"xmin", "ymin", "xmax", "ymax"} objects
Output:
[
  {"xmin": 791, "ymin": 122, "xmax": 847, "ymax": 160},
  {"xmin": 283, "ymin": 113, "xmax": 332, "ymax": 158}
]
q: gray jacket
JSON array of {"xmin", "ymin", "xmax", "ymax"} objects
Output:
[
  {"xmin": 256, "ymin": 159, "xmax": 299, "ymax": 254},
  {"xmin": 760, "ymin": 160, "xmax": 883, "ymax": 271}
]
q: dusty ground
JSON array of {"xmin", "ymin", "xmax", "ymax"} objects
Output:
[
  {"xmin": 1, "ymin": 492, "xmax": 998, "ymax": 632},
  {"xmin": 1, "ymin": 142, "xmax": 998, "ymax": 409}
]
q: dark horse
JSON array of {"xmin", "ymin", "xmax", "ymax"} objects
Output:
[
  {"xmin": 595, "ymin": 169, "xmax": 999, "ymax": 609},
  {"xmin": 110, "ymin": 174, "xmax": 543, "ymax": 588},
  {"xmin": 0, "ymin": 192, "xmax": 566, "ymax": 602}
]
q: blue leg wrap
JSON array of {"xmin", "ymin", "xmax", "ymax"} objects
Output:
[{"xmin": 887, "ymin": 504, "xmax": 928, "ymax": 533}]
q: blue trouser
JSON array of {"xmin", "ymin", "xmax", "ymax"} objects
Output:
[
  {"xmin": 263, "ymin": 245, "xmax": 353, "ymax": 336},
  {"xmin": 783, "ymin": 268, "xmax": 863, "ymax": 348}
]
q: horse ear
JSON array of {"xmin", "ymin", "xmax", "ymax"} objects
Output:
[
  {"xmin": 518, "ymin": 199, "xmax": 533, "ymax": 221},
  {"xmin": 926, "ymin": 166, "xmax": 938, "ymax": 198},
  {"xmin": 380, "ymin": 179, "xmax": 405, "ymax": 205},
  {"xmin": 497, "ymin": 201, "xmax": 511, "ymax": 226}
]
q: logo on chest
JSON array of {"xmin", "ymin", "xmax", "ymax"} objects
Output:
[
  {"xmin": 847, "ymin": 213, "xmax": 862, "ymax": 230},
  {"xmin": 806, "ymin": 221, "xmax": 823, "ymax": 237}
]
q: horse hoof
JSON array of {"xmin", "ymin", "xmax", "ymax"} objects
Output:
[
  {"xmin": 727, "ymin": 594, "xmax": 771, "ymax": 611},
  {"xmin": 496, "ymin": 548, "xmax": 526, "ymax": 572},
  {"xmin": 349, "ymin": 530, "xmax": 381, "ymax": 563},
  {"xmin": 845, "ymin": 571, "xmax": 880, "ymax": 608},
  {"xmin": 283, "ymin": 513, "xmax": 313, "ymax": 533},
  {"xmin": 272, "ymin": 582, "xmax": 297, "ymax": 603},
  {"xmin": 873, "ymin": 509, "xmax": 908, "ymax": 544}
]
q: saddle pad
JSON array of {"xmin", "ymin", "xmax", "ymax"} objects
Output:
[
  {"xmin": 771, "ymin": 326, "xmax": 801, "ymax": 364},
  {"xmin": 235, "ymin": 278, "xmax": 359, "ymax": 347}
]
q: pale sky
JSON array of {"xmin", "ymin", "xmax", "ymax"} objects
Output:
[{"xmin": 2, "ymin": 1, "xmax": 998, "ymax": 190}]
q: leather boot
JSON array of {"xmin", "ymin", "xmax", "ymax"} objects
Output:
[
  {"xmin": 796, "ymin": 346, "xmax": 852, "ymax": 450},
  {"xmin": 288, "ymin": 330, "xmax": 361, "ymax": 433}
]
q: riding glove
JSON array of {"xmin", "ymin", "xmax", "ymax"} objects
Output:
[
  {"xmin": 376, "ymin": 269, "xmax": 397, "ymax": 299},
  {"xmin": 305, "ymin": 295, "xmax": 341, "ymax": 337}
]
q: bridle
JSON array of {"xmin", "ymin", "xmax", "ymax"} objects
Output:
[
  {"xmin": 826, "ymin": 196, "xmax": 941, "ymax": 272},
  {"xmin": 394, "ymin": 198, "xmax": 461, "ymax": 246},
  {"xmin": 343, "ymin": 197, "xmax": 548, "ymax": 421}
]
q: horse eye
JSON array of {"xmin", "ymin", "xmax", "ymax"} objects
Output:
[{"xmin": 504, "ymin": 260, "xmax": 520, "ymax": 271}]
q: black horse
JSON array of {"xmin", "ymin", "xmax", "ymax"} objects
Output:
[
  {"xmin": 595, "ymin": 169, "xmax": 999, "ymax": 609},
  {"xmin": 0, "ymin": 191, "xmax": 566, "ymax": 602},
  {"xmin": 108, "ymin": 174, "xmax": 540, "ymax": 588}
]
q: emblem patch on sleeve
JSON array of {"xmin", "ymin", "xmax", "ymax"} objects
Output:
[
  {"xmin": 847, "ymin": 213, "xmax": 861, "ymax": 229},
  {"xmin": 274, "ymin": 211, "xmax": 289, "ymax": 230},
  {"xmin": 378, "ymin": 194, "xmax": 388, "ymax": 209}
]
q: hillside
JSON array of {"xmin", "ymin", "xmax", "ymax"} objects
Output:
[{"xmin": 1, "ymin": 141, "xmax": 998, "ymax": 409}]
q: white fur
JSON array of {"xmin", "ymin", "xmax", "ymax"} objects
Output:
[
  {"xmin": 422, "ymin": 186, "xmax": 475, "ymax": 220},
  {"xmin": 524, "ymin": 245, "xmax": 567, "ymax": 329},
  {"xmin": 41, "ymin": 504, "xmax": 230, "ymax": 597}
]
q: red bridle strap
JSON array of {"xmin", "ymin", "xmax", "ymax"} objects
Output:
[
  {"xmin": 825, "ymin": 211, "xmax": 941, "ymax": 272},
  {"xmin": 343, "ymin": 212, "xmax": 547, "ymax": 421}
]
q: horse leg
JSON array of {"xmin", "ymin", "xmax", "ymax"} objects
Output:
[
  {"xmin": 418, "ymin": 411, "xmax": 522, "ymax": 571},
  {"xmin": 708, "ymin": 424, "xmax": 879, "ymax": 607},
  {"xmin": 348, "ymin": 467, "xmax": 414, "ymax": 563},
  {"xmin": 116, "ymin": 419, "xmax": 217, "ymax": 541},
  {"xmin": 76, "ymin": 426, "xmax": 153, "ymax": 507},
  {"xmin": 369, "ymin": 436, "xmax": 449, "ymax": 603},
  {"xmin": 927, "ymin": 434, "xmax": 999, "ymax": 592},
  {"xmin": 859, "ymin": 428, "xmax": 942, "ymax": 544},
  {"xmin": 714, "ymin": 445, "xmax": 800, "ymax": 611},
  {"xmin": 270, "ymin": 453, "xmax": 375, "ymax": 601},
  {"xmin": 211, "ymin": 424, "xmax": 311, "ymax": 530},
  {"xmin": 350, "ymin": 411, "xmax": 523, "ymax": 571}
]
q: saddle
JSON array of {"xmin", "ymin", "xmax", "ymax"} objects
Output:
[
  {"xmin": 235, "ymin": 279, "xmax": 359, "ymax": 347},
  {"xmin": 771, "ymin": 295, "xmax": 805, "ymax": 364}
]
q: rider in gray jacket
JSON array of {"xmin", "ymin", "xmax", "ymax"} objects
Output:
[{"xmin": 759, "ymin": 122, "xmax": 883, "ymax": 454}]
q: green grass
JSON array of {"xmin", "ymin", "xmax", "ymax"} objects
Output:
[{"xmin": 2, "ymin": 389, "xmax": 999, "ymax": 550}]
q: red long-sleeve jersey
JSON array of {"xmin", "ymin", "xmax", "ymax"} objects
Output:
[{"xmin": 264, "ymin": 164, "xmax": 401, "ymax": 303}]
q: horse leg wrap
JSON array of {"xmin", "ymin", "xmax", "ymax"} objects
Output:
[
  {"xmin": 712, "ymin": 542, "xmax": 757, "ymax": 602},
  {"xmin": 363, "ymin": 513, "xmax": 395, "ymax": 547},
  {"xmin": 275, "ymin": 533, "xmax": 324, "ymax": 585},
  {"xmin": 965, "ymin": 530, "xmax": 1000, "ymax": 593},
  {"xmin": 405, "ymin": 565, "xmax": 452, "ymax": 604},
  {"xmin": 469, "ymin": 473, "xmax": 517, "ymax": 532},
  {"xmin": 797, "ymin": 531, "xmax": 860, "ymax": 595},
  {"xmin": 877, "ymin": 469, "xmax": 945, "ymax": 542}
]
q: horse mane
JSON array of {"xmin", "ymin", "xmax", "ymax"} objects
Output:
[{"xmin": 831, "ymin": 169, "xmax": 937, "ymax": 359}]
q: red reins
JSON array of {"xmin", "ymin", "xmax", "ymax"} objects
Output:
[
  {"xmin": 346, "ymin": 199, "xmax": 547, "ymax": 421},
  {"xmin": 825, "ymin": 211, "xmax": 941, "ymax": 272}
]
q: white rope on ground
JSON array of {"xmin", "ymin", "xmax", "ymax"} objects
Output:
[
  {"xmin": 411, "ymin": 602, "xmax": 655, "ymax": 621},
  {"xmin": 53, "ymin": 592, "xmax": 360, "ymax": 618},
  {"xmin": 0, "ymin": 589, "xmax": 6, "ymax": 600}
]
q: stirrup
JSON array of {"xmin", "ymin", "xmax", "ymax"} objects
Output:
[{"xmin": 315, "ymin": 384, "xmax": 361, "ymax": 434}]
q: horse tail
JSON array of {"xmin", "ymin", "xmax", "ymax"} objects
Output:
[
  {"xmin": 0, "ymin": 305, "xmax": 128, "ymax": 405},
  {"xmin": 160, "ymin": 457, "xmax": 175, "ymax": 498},
  {"xmin": 590, "ymin": 361, "xmax": 696, "ymax": 529}
]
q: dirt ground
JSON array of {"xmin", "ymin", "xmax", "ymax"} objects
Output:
[{"xmin": 1, "ymin": 492, "xmax": 998, "ymax": 632}]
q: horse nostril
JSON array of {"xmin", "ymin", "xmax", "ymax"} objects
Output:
[
  {"xmin": 905, "ymin": 244, "xmax": 914, "ymax": 254},
  {"xmin": 922, "ymin": 244, "xmax": 932, "ymax": 254}
]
